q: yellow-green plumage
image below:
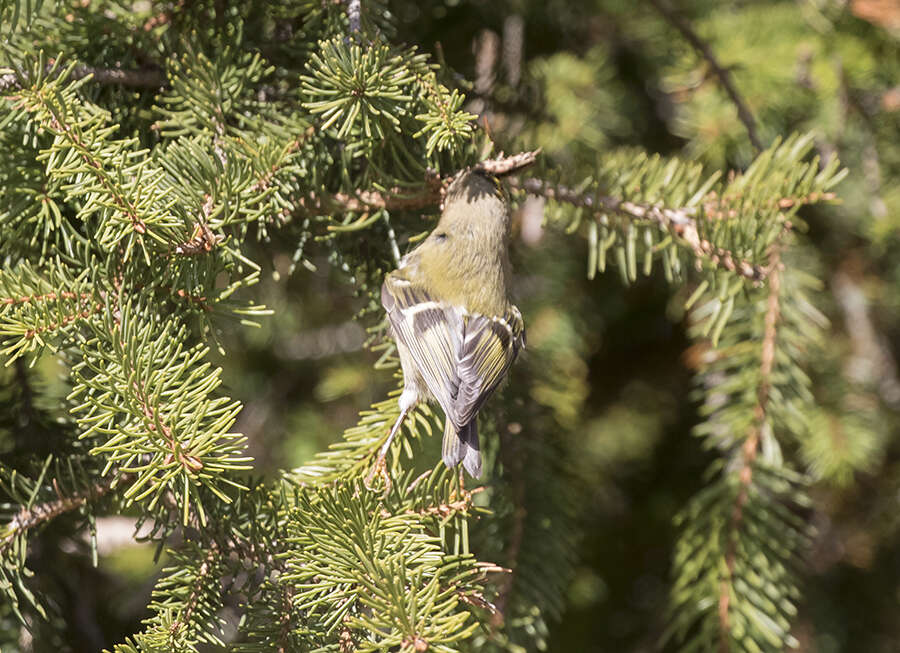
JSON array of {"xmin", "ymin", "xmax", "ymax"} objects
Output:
[{"xmin": 381, "ymin": 170, "xmax": 525, "ymax": 478}]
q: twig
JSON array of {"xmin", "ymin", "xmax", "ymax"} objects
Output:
[
  {"xmin": 648, "ymin": 0, "xmax": 763, "ymax": 152},
  {"xmin": 71, "ymin": 64, "xmax": 166, "ymax": 89},
  {"xmin": 169, "ymin": 542, "xmax": 220, "ymax": 641},
  {"xmin": 718, "ymin": 250, "xmax": 782, "ymax": 650},
  {"xmin": 278, "ymin": 585, "xmax": 295, "ymax": 653},
  {"xmin": 508, "ymin": 176, "xmax": 770, "ymax": 283},
  {"xmin": 475, "ymin": 149, "xmax": 541, "ymax": 177},
  {"xmin": 1, "ymin": 475, "xmax": 123, "ymax": 553},
  {"xmin": 0, "ymin": 64, "xmax": 166, "ymax": 93},
  {"xmin": 295, "ymin": 150, "xmax": 541, "ymax": 217}
]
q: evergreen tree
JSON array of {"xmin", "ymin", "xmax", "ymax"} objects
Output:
[{"xmin": 0, "ymin": 1, "xmax": 896, "ymax": 652}]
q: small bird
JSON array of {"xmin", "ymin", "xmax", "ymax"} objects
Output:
[{"xmin": 376, "ymin": 169, "xmax": 525, "ymax": 478}]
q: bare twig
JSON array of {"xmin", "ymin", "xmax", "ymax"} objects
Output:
[
  {"xmin": 475, "ymin": 148, "xmax": 541, "ymax": 176},
  {"xmin": 71, "ymin": 64, "xmax": 166, "ymax": 88},
  {"xmin": 295, "ymin": 150, "xmax": 541, "ymax": 217},
  {"xmin": 648, "ymin": 0, "xmax": 763, "ymax": 152},
  {"xmin": 0, "ymin": 64, "xmax": 166, "ymax": 93}
]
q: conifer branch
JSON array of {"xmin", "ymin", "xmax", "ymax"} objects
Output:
[
  {"xmin": 509, "ymin": 176, "xmax": 770, "ymax": 282},
  {"xmin": 170, "ymin": 542, "xmax": 221, "ymax": 642},
  {"xmin": 30, "ymin": 101, "xmax": 148, "ymax": 235},
  {"xmin": 474, "ymin": 149, "xmax": 541, "ymax": 176},
  {"xmin": 1, "ymin": 474, "xmax": 123, "ymax": 554},
  {"xmin": 23, "ymin": 299, "xmax": 106, "ymax": 340},
  {"xmin": 295, "ymin": 150, "xmax": 541, "ymax": 216},
  {"xmin": 648, "ymin": 0, "xmax": 763, "ymax": 151},
  {"xmin": 277, "ymin": 585, "xmax": 295, "ymax": 653},
  {"xmin": 718, "ymin": 251, "xmax": 782, "ymax": 649},
  {"xmin": 0, "ymin": 64, "xmax": 166, "ymax": 92}
]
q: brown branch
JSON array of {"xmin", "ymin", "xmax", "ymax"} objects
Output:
[
  {"xmin": 474, "ymin": 148, "xmax": 541, "ymax": 177},
  {"xmin": 509, "ymin": 176, "xmax": 770, "ymax": 283},
  {"xmin": 0, "ymin": 64, "xmax": 166, "ymax": 93},
  {"xmin": 1, "ymin": 475, "xmax": 123, "ymax": 554},
  {"xmin": 43, "ymin": 113, "xmax": 147, "ymax": 234},
  {"xmin": 648, "ymin": 0, "xmax": 763, "ymax": 152},
  {"xmin": 1, "ymin": 290, "xmax": 93, "ymax": 305},
  {"xmin": 71, "ymin": 64, "xmax": 166, "ymax": 89},
  {"xmin": 295, "ymin": 150, "xmax": 542, "ymax": 218},
  {"xmin": 170, "ymin": 542, "xmax": 220, "ymax": 641},
  {"xmin": 717, "ymin": 251, "xmax": 782, "ymax": 650},
  {"xmin": 132, "ymin": 379, "xmax": 204, "ymax": 472},
  {"xmin": 278, "ymin": 585, "xmax": 296, "ymax": 653},
  {"xmin": 23, "ymin": 299, "xmax": 105, "ymax": 339},
  {"xmin": 297, "ymin": 186, "xmax": 440, "ymax": 216}
]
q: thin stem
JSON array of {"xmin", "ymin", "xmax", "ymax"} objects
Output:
[
  {"xmin": 648, "ymin": 0, "xmax": 763, "ymax": 152},
  {"xmin": 509, "ymin": 176, "xmax": 772, "ymax": 283},
  {"xmin": 1, "ymin": 475, "xmax": 124, "ymax": 554},
  {"xmin": 717, "ymin": 251, "xmax": 782, "ymax": 650}
]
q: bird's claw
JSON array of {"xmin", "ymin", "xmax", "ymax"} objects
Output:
[{"xmin": 364, "ymin": 453, "xmax": 392, "ymax": 492}]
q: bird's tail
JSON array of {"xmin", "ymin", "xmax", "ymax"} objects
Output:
[{"xmin": 442, "ymin": 419, "xmax": 482, "ymax": 479}]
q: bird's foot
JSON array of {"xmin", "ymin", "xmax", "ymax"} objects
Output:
[{"xmin": 364, "ymin": 452, "xmax": 392, "ymax": 492}]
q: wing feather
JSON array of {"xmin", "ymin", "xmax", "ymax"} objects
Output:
[
  {"xmin": 382, "ymin": 274, "xmax": 463, "ymax": 423},
  {"xmin": 453, "ymin": 306, "xmax": 525, "ymax": 427},
  {"xmin": 383, "ymin": 273, "xmax": 524, "ymax": 431}
]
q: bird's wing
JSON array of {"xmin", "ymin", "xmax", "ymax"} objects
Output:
[
  {"xmin": 453, "ymin": 305, "xmax": 525, "ymax": 428},
  {"xmin": 381, "ymin": 272, "xmax": 464, "ymax": 424}
]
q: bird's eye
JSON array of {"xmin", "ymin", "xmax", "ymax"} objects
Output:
[{"xmin": 434, "ymin": 232, "xmax": 448, "ymax": 242}]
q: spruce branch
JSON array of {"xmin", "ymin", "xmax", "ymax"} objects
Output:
[
  {"xmin": 7, "ymin": 61, "xmax": 182, "ymax": 260},
  {"xmin": 510, "ymin": 175, "xmax": 770, "ymax": 282},
  {"xmin": 0, "ymin": 63, "xmax": 166, "ymax": 93},
  {"xmin": 648, "ymin": 0, "xmax": 763, "ymax": 152},
  {"xmin": 718, "ymin": 251, "xmax": 782, "ymax": 649},
  {"xmin": 667, "ymin": 246, "xmax": 823, "ymax": 651},
  {"xmin": 39, "ymin": 108, "xmax": 147, "ymax": 236},
  {"xmin": 168, "ymin": 541, "xmax": 221, "ymax": 643},
  {"xmin": 294, "ymin": 149, "xmax": 540, "ymax": 217},
  {"xmin": 69, "ymin": 304, "xmax": 251, "ymax": 524},
  {"xmin": 0, "ymin": 262, "xmax": 107, "ymax": 361},
  {"xmin": 0, "ymin": 472, "xmax": 123, "ymax": 555}
]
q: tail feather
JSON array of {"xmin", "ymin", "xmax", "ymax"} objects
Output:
[{"xmin": 442, "ymin": 419, "xmax": 482, "ymax": 479}]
